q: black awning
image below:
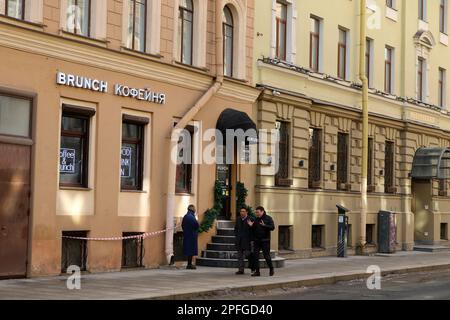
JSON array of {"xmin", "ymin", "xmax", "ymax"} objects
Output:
[
  {"xmin": 216, "ymin": 109, "xmax": 257, "ymax": 143},
  {"xmin": 411, "ymin": 147, "xmax": 450, "ymax": 179}
]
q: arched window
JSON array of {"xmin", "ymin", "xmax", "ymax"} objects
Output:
[
  {"xmin": 178, "ymin": 0, "xmax": 194, "ymax": 65},
  {"xmin": 126, "ymin": 0, "xmax": 147, "ymax": 52},
  {"xmin": 223, "ymin": 6, "xmax": 234, "ymax": 77}
]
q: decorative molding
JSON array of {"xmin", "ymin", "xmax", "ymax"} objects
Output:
[
  {"xmin": 338, "ymin": 117, "xmax": 352, "ymax": 133},
  {"xmin": 310, "ymin": 111, "xmax": 326, "ymax": 128},
  {"xmin": 276, "ymin": 102, "xmax": 294, "ymax": 120}
]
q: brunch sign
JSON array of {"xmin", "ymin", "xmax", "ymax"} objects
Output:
[{"xmin": 56, "ymin": 72, "xmax": 167, "ymax": 105}]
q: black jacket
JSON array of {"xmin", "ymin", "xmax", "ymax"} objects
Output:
[
  {"xmin": 251, "ymin": 213, "xmax": 275, "ymax": 241},
  {"xmin": 234, "ymin": 216, "xmax": 254, "ymax": 251}
]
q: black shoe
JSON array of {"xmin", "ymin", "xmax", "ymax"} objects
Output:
[
  {"xmin": 186, "ymin": 265, "xmax": 197, "ymax": 270},
  {"xmin": 251, "ymin": 271, "xmax": 261, "ymax": 277},
  {"xmin": 269, "ymin": 268, "xmax": 275, "ymax": 276},
  {"xmin": 235, "ymin": 271, "xmax": 245, "ymax": 275}
]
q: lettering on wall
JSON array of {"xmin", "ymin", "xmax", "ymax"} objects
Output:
[
  {"xmin": 60, "ymin": 148, "xmax": 76, "ymax": 173},
  {"xmin": 56, "ymin": 72, "xmax": 166, "ymax": 105}
]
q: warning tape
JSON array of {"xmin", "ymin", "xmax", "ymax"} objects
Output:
[{"xmin": 61, "ymin": 226, "xmax": 178, "ymax": 241}]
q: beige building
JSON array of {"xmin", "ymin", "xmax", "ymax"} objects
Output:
[
  {"xmin": 253, "ymin": 0, "xmax": 450, "ymax": 257},
  {"xmin": 0, "ymin": 0, "xmax": 259, "ymax": 278}
]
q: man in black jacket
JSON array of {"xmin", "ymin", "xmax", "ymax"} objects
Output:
[
  {"xmin": 234, "ymin": 207, "xmax": 254, "ymax": 275},
  {"xmin": 248, "ymin": 206, "xmax": 275, "ymax": 277}
]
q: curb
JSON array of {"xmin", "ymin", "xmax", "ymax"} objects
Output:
[{"xmin": 148, "ymin": 263, "xmax": 450, "ymax": 300}]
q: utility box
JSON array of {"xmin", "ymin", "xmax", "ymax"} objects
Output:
[
  {"xmin": 378, "ymin": 211, "xmax": 397, "ymax": 254},
  {"xmin": 337, "ymin": 205, "xmax": 350, "ymax": 258}
]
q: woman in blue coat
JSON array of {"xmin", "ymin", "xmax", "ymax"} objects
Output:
[{"xmin": 182, "ymin": 205, "xmax": 199, "ymax": 269}]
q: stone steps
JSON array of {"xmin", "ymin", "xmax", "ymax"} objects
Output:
[
  {"xmin": 413, "ymin": 245, "xmax": 450, "ymax": 253},
  {"xmin": 197, "ymin": 220, "xmax": 286, "ymax": 269}
]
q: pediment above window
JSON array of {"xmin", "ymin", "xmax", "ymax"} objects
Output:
[{"xmin": 414, "ymin": 30, "xmax": 436, "ymax": 49}]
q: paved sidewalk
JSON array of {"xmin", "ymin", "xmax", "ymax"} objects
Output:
[{"xmin": 1, "ymin": 251, "xmax": 450, "ymax": 300}]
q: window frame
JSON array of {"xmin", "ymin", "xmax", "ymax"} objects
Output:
[
  {"xmin": 127, "ymin": 0, "xmax": 147, "ymax": 52},
  {"xmin": 5, "ymin": 0, "xmax": 26, "ymax": 20},
  {"xmin": 366, "ymin": 38, "xmax": 374, "ymax": 88},
  {"xmin": 308, "ymin": 127, "xmax": 322, "ymax": 189},
  {"xmin": 417, "ymin": 57, "xmax": 425, "ymax": 102},
  {"xmin": 178, "ymin": 0, "xmax": 194, "ymax": 65},
  {"xmin": 386, "ymin": 0, "xmax": 395, "ymax": 9},
  {"xmin": 385, "ymin": 46, "xmax": 393, "ymax": 94},
  {"xmin": 439, "ymin": 68, "xmax": 446, "ymax": 108},
  {"xmin": 384, "ymin": 140, "xmax": 395, "ymax": 194},
  {"xmin": 0, "ymin": 92, "xmax": 32, "ymax": 139},
  {"xmin": 223, "ymin": 6, "xmax": 234, "ymax": 78},
  {"xmin": 121, "ymin": 115, "xmax": 147, "ymax": 192},
  {"xmin": 419, "ymin": 0, "xmax": 427, "ymax": 22},
  {"xmin": 275, "ymin": 1, "xmax": 287, "ymax": 61},
  {"xmin": 440, "ymin": 0, "xmax": 448, "ymax": 34},
  {"xmin": 67, "ymin": 0, "xmax": 92, "ymax": 38},
  {"xmin": 337, "ymin": 27, "xmax": 347, "ymax": 79},
  {"xmin": 275, "ymin": 120, "xmax": 292, "ymax": 187},
  {"xmin": 368, "ymin": 137, "xmax": 374, "ymax": 191},
  {"xmin": 59, "ymin": 105, "xmax": 93, "ymax": 189},
  {"xmin": 175, "ymin": 125, "xmax": 195, "ymax": 195},
  {"xmin": 310, "ymin": 16, "xmax": 321, "ymax": 72},
  {"xmin": 337, "ymin": 132, "xmax": 349, "ymax": 191}
]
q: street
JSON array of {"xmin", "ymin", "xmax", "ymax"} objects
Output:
[{"xmin": 210, "ymin": 269, "xmax": 450, "ymax": 300}]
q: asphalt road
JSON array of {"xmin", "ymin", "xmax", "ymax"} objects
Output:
[{"xmin": 213, "ymin": 269, "xmax": 450, "ymax": 300}]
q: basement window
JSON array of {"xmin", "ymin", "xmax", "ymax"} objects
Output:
[
  {"xmin": 122, "ymin": 232, "xmax": 144, "ymax": 268},
  {"xmin": 312, "ymin": 225, "xmax": 324, "ymax": 249},
  {"xmin": 441, "ymin": 223, "xmax": 448, "ymax": 240},
  {"xmin": 61, "ymin": 231, "xmax": 88, "ymax": 273},
  {"xmin": 366, "ymin": 224, "xmax": 376, "ymax": 245},
  {"xmin": 278, "ymin": 226, "xmax": 293, "ymax": 251}
]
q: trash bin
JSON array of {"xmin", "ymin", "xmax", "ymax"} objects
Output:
[
  {"xmin": 337, "ymin": 204, "xmax": 350, "ymax": 258},
  {"xmin": 378, "ymin": 210, "xmax": 397, "ymax": 254}
]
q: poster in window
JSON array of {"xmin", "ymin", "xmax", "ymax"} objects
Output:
[
  {"xmin": 60, "ymin": 148, "xmax": 76, "ymax": 173},
  {"xmin": 121, "ymin": 147, "xmax": 132, "ymax": 178}
]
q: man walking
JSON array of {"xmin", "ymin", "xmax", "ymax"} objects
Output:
[
  {"xmin": 248, "ymin": 206, "xmax": 275, "ymax": 277},
  {"xmin": 182, "ymin": 205, "xmax": 199, "ymax": 270},
  {"xmin": 234, "ymin": 207, "xmax": 254, "ymax": 275}
]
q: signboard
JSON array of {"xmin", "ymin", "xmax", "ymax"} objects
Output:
[
  {"xmin": 121, "ymin": 147, "xmax": 132, "ymax": 178},
  {"xmin": 60, "ymin": 148, "xmax": 76, "ymax": 173}
]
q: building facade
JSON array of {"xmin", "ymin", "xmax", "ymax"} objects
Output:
[
  {"xmin": 0, "ymin": 0, "xmax": 259, "ymax": 278},
  {"xmin": 254, "ymin": 0, "xmax": 450, "ymax": 257}
]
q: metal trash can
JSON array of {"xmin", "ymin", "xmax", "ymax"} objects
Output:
[
  {"xmin": 378, "ymin": 210, "xmax": 397, "ymax": 254},
  {"xmin": 337, "ymin": 205, "xmax": 350, "ymax": 258}
]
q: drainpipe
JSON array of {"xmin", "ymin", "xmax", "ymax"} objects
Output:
[
  {"xmin": 359, "ymin": 0, "xmax": 368, "ymax": 251},
  {"xmin": 165, "ymin": 0, "xmax": 224, "ymax": 264}
]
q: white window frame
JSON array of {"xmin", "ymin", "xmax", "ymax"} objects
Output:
[
  {"xmin": 0, "ymin": 0, "xmax": 43, "ymax": 23},
  {"xmin": 366, "ymin": 38, "xmax": 374, "ymax": 88},
  {"xmin": 439, "ymin": 68, "xmax": 447, "ymax": 108},
  {"xmin": 271, "ymin": 0, "xmax": 296, "ymax": 64}
]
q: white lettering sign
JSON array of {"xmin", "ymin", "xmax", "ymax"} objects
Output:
[
  {"xmin": 60, "ymin": 148, "xmax": 76, "ymax": 173},
  {"xmin": 121, "ymin": 147, "xmax": 132, "ymax": 177}
]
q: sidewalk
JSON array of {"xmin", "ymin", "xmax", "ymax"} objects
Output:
[{"xmin": 1, "ymin": 251, "xmax": 450, "ymax": 300}]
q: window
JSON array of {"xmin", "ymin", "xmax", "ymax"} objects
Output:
[
  {"xmin": 121, "ymin": 116, "xmax": 147, "ymax": 191},
  {"xmin": 66, "ymin": 0, "xmax": 91, "ymax": 37},
  {"xmin": 337, "ymin": 27, "xmax": 347, "ymax": 79},
  {"xmin": 175, "ymin": 125, "xmax": 194, "ymax": 194},
  {"xmin": 126, "ymin": 0, "xmax": 147, "ymax": 52},
  {"xmin": 385, "ymin": 141, "xmax": 395, "ymax": 194},
  {"xmin": 308, "ymin": 128, "xmax": 322, "ymax": 189},
  {"xmin": 417, "ymin": 57, "xmax": 425, "ymax": 101},
  {"xmin": 178, "ymin": 0, "xmax": 194, "ymax": 65},
  {"xmin": 310, "ymin": 16, "xmax": 321, "ymax": 72},
  {"xmin": 386, "ymin": 0, "xmax": 395, "ymax": 9},
  {"xmin": 275, "ymin": 121, "xmax": 292, "ymax": 187},
  {"xmin": 368, "ymin": 138, "xmax": 374, "ymax": 191},
  {"xmin": 441, "ymin": 223, "xmax": 448, "ymax": 240},
  {"xmin": 385, "ymin": 46, "xmax": 393, "ymax": 94},
  {"xmin": 419, "ymin": 0, "xmax": 427, "ymax": 21},
  {"xmin": 439, "ymin": 179, "xmax": 447, "ymax": 196},
  {"xmin": 278, "ymin": 226, "xmax": 292, "ymax": 251},
  {"xmin": 366, "ymin": 38, "xmax": 373, "ymax": 87},
  {"xmin": 61, "ymin": 231, "xmax": 88, "ymax": 272},
  {"xmin": 366, "ymin": 224, "xmax": 375, "ymax": 244},
  {"xmin": 0, "ymin": 94, "xmax": 31, "ymax": 138},
  {"xmin": 275, "ymin": 1, "xmax": 287, "ymax": 61},
  {"xmin": 223, "ymin": 6, "xmax": 234, "ymax": 77},
  {"xmin": 122, "ymin": 232, "xmax": 144, "ymax": 268},
  {"xmin": 5, "ymin": 0, "xmax": 25, "ymax": 20},
  {"xmin": 337, "ymin": 133, "xmax": 349, "ymax": 190},
  {"xmin": 312, "ymin": 225, "xmax": 324, "ymax": 249},
  {"xmin": 347, "ymin": 224, "xmax": 352, "ymax": 247},
  {"xmin": 439, "ymin": 68, "xmax": 446, "ymax": 108},
  {"xmin": 59, "ymin": 105, "xmax": 94, "ymax": 188},
  {"xmin": 440, "ymin": 0, "xmax": 448, "ymax": 34}
]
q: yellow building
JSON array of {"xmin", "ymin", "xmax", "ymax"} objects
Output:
[
  {"xmin": 253, "ymin": 0, "xmax": 450, "ymax": 257},
  {"xmin": 0, "ymin": 0, "xmax": 259, "ymax": 278}
]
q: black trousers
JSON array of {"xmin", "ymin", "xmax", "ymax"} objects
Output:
[{"xmin": 253, "ymin": 240, "xmax": 273, "ymax": 271}]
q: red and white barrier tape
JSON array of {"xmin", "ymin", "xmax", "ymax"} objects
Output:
[{"xmin": 61, "ymin": 226, "xmax": 177, "ymax": 241}]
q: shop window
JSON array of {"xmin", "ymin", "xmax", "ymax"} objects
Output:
[
  {"xmin": 278, "ymin": 226, "xmax": 292, "ymax": 251},
  {"xmin": 61, "ymin": 231, "xmax": 88, "ymax": 273},
  {"xmin": 0, "ymin": 94, "xmax": 31, "ymax": 138},
  {"xmin": 385, "ymin": 141, "xmax": 395, "ymax": 194},
  {"xmin": 121, "ymin": 115, "xmax": 148, "ymax": 191},
  {"xmin": 122, "ymin": 232, "xmax": 144, "ymax": 268},
  {"xmin": 126, "ymin": 0, "xmax": 147, "ymax": 52},
  {"xmin": 308, "ymin": 128, "xmax": 322, "ymax": 189},
  {"xmin": 175, "ymin": 125, "xmax": 194, "ymax": 194},
  {"xmin": 275, "ymin": 121, "xmax": 292, "ymax": 187},
  {"xmin": 337, "ymin": 132, "xmax": 349, "ymax": 190},
  {"xmin": 366, "ymin": 224, "xmax": 375, "ymax": 245},
  {"xmin": 66, "ymin": 0, "xmax": 91, "ymax": 37},
  {"xmin": 441, "ymin": 223, "xmax": 448, "ymax": 240},
  {"xmin": 59, "ymin": 105, "xmax": 95, "ymax": 188},
  {"xmin": 4, "ymin": 0, "xmax": 25, "ymax": 20},
  {"xmin": 173, "ymin": 232, "xmax": 185, "ymax": 261},
  {"xmin": 312, "ymin": 225, "xmax": 324, "ymax": 249}
]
